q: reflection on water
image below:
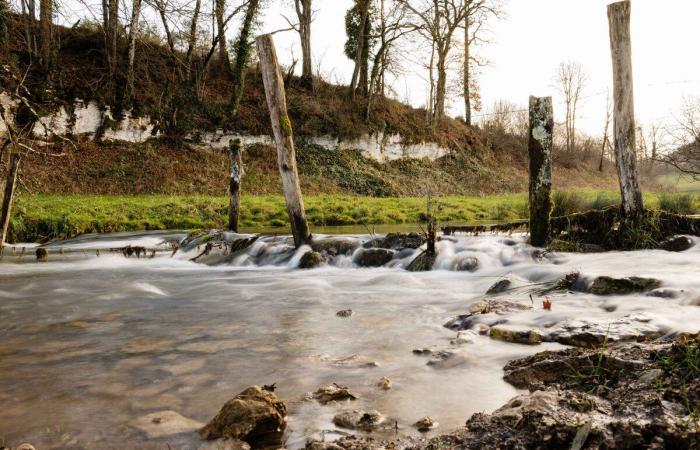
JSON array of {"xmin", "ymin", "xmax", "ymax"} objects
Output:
[{"xmin": 0, "ymin": 230, "xmax": 699, "ymax": 449}]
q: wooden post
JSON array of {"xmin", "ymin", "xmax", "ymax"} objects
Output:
[
  {"xmin": 256, "ymin": 33, "xmax": 311, "ymax": 247},
  {"xmin": 1, "ymin": 153, "xmax": 21, "ymax": 252},
  {"xmin": 608, "ymin": 1, "xmax": 644, "ymax": 218},
  {"xmin": 228, "ymin": 139, "xmax": 242, "ymax": 232},
  {"xmin": 528, "ymin": 96, "xmax": 553, "ymax": 247}
]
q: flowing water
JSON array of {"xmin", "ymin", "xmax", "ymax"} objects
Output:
[{"xmin": 1, "ymin": 230, "xmax": 699, "ymax": 449}]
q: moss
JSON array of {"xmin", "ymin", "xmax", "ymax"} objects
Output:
[{"xmin": 280, "ymin": 114, "xmax": 293, "ymax": 137}]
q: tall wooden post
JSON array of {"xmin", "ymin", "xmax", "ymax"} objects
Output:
[
  {"xmin": 228, "ymin": 139, "xmax": 242, "ymax": 232},
  {"xmin": 1, "ymin": 153, "xmax": 21, "ymax": 252},
  {"xmin": 608, "ymin": 1, "xmax": 644, "ymax": 218},
  {"xmin": 528, "ymin": 96, "xmax": 553, "ymax": 247},
  {"xmin": 256, "ymin": 34, "xmax": 311, "ymax": 247}
]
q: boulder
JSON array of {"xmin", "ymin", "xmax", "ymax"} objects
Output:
[
  {"xmin": 659, "ymin": 235, "xmax": 694, "ymax": 252},
  {"xmin": 299, "ymin": 251, "xmax": 322, "ymax": 269},
  {"xmin": 443, "ymin": 299, "xmax": 532, "ymax": 331},
  {"xmin": 354, "ymin": 248, "xmax": 394, "ymax": 267},
  {"xmin": 199, "ymin": 386, "xmax": 287, "ymax": 448},
  {"xmin": 333, "ymin": 410, "xmax": 385, "ymax": 431},
  {"xmin": 130, "ymin": 410, "xmax": 204, "ymax": 439},
  {"xmin": 589, "ymin": 276, "xmax": 661, "ymax": 296},
  {"xmin": 311, "ymin": 238, "xmax": 359, "ymax": 256},
  {"xmin": 414, "ymin": 417, "xmax": 437, "ymax": 432}
]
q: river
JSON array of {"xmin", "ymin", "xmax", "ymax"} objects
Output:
[{"xmin": 1, "ymin": 230, "xmax": 699, "ymax": 449}]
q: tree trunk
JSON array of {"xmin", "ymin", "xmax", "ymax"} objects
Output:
[
  {"xmin": 102, "ymin": 0, "xmax": 108, "ymax": 30},
  {"xmin": 230, "ymin": 0, "xmax": 259, "ymax": 117},
  {"xmin": 434, "ymin": 50, "xmax": 447, "ymax": 122},
  {"xmin": 108, "ymin": 0, "xmax": 118, "ymax": 77},
  {"xmin": 215, "ymin": 0, "xmax": 231, "ymax": 73},
  {"xmin": 39, "ymin": 0, "xmax": 51, "ymax": 72},
  {"xmin": 0, "ymin": 153, "xmax": 20, "ymax": 251},
  {"xmin": 528, "ymin": 96, "xmax": 554, "ymax": 247},
  {"xmin": 124, "ymin": 0, "xmax": 142, "ymax": 106},
  {"xmin": 463, "ymin": 17, "xmax": 471, "ymax": 126},
  {"xmin": 295, "ymin": 0, "xmax": 313, "ymax": 87},
  {"xmin": 228, "ymin": 139, "xmax": 242, "ymax": 232},
  {"xmin": 185, "ymin": 0, "xmax": 202, "ymax": 80},
  {"xmin": 608, "ymin": 1, "xmax": 644, "ymax": 218},
  {"xmin": 256, "ymin": 34, "xmax": 311, "ymax": 248},
  {"xmin": 350, "ymin": 1, "xmax": 369, "ymax": 98}
]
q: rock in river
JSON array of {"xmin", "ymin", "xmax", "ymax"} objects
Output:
[
  {"xmin": 354, "ymin": 248, "xmax": 394, "ymax": 267},
  {"xmin": 489, "ymin": 326, "xmax": 544, "ymax": 345},
  {"xmin": 299, "ymin": 251, "xmax": 323, "ymax": 269},
  {"xmin": 659, "ymin": 235, "xmax": 694, "ymax": 252},
  {"xmin": 130, "ymin": 410, "xmax": 204, "ymax": 438},
  {"xmin": 364, "ymin": 232, "xmax": 425, "ymax": 250},
  {"xmin": 546, "ymin": 314, "xmax": 664, "ymax": 348},
  {"xmin": 199, "ymin": 386, "xmax": 287, "ymax": 448},
  {"xmin": 333, "ymin": 410, "xmax": 385, "ymax": 431},
  {"xmin": 313, "ymin": 384, "xmax": 357, "ymax": 404},
  {"xmin": 486, "ymin": 279, "xmax": 512, "ymax": 295},
  {"xmin": 588, "ymin": 276, "xmax": 661, "ymax": 296}
]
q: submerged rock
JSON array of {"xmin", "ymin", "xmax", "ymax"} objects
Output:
[
  {"xmin": 588, "ymin": 276, "xmax": 662, "ymax": 295},
  {"xmin": 444, "ymin": 299, "xmax": 532, "ymax": 331},
  {"xmin": 546, "ymin": 314, "xmax": 664, "ymax": 348},
  {"xmin": 659, "ymin": 235, "xmax": 694, "ymax": 252},
  {"xmin": 333, "ymin": 410, "xmax": 385, "ymax": 431},
  {"xmin": 197, "ymin": 439, "xmax": 251, "ymax": 450},
  {"xmin": 199, "ymin": 386, "xmax": 287, "ymax": 447},
  {"xmin": 376, "ymin": 377, "xmax": 392, "ymax": 390},
  {"xmin": 313, "ymin": 384, "xmax": 357, "ymax": 404},
  {"xmin": 130, "ymin": 410, "xmax": 204, "ymax": 438},
  {"xmin": 299, "ymin": 251, "xmax": 323, "ymax": 269},
  {"xmin": 336, "ymin": 309, "xmax": 353, "ymax": 318},
  {"xmin": 35, "ymin": 248, "xmax": 48, "ymax": 261},
  {"xmin": 354, "ymin": 248, "xmax": 394, "ymax": 267},
  {"xmin": 451, "ymin": 255, "xmax": 480, "ymax": 272}
]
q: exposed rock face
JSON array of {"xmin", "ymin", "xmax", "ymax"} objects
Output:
[
  {"xmin": 660, "ymin": 235, "xmax": 694, "ymax": 252},
  {"xmin": 546, "ymin": 314, "xmax": 664, "ymax": 348},
  {"xmin": 299, "ymin": 251, "xmax": 322, "ymax": 269},
  {"xmin": 199, "ymin": 386, "xmax": 287, "ymax": 448},
  {"xmin": 353, "ymin": 248, "xmax": 394, "ymax": 267},
  {"xmin": 589, "ymin": 276, "xmax": 662, "ymax": 295}
]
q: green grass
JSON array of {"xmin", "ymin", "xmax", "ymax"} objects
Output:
[{"xmin": 6, "ymin": 191, "xmax": 700, "ymax": 243}]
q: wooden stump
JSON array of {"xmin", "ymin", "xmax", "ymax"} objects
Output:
[
  {"xmin": 0, "ymin": 153, "xmax": 20, "ymax": 252},
  {"xmin": 228, "ymin": 139, "xmax": 242, "ymax": 232},
  {"xmin": 608, "ymin": 1, "xmax": 644, "ymax": 218},
  {"xmin": 528, "ymin": 96, "xmax": 554, "ymax": 247},
  {"xmin": 256, "ymin": 34, "xmax": 311, "ymax": 247}
]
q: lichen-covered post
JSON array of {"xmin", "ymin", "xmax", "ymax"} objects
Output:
[
  {"xmin": 608, "ymin": 1, "xmax": 644, "ymax": 218},
  {"xmin": 228, "ymin": 139, "xmax": 243, "ymax": 232},
  {"xmin": 256, "ymin": 34, "xmax": 311, "ymax": 247},
  {"xmin": 528, "ymin": 96, "xmax": 553, "ymax": 247},
  {"xmin": 0, "ymin": 153, "xmax": 21, "ymax": 254}
]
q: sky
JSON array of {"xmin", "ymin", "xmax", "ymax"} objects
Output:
[{"xmin": 260, "ymin": 0, "xmax": 700, "ymax": 136}]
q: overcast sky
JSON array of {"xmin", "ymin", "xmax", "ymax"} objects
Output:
[{"xmin": 261, "ymin": 0, "xmax": 700, "ymax": 136}]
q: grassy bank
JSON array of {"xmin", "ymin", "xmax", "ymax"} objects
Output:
[{"xmin": 7, "ymin": 191, "xmax": 700, "ymax": 243}]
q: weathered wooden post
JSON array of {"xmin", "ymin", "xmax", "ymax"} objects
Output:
[
  {"xmin": 608, "ymin": 1, "xmax": 644, "ymax": 218},
  {"xmin": 228, "ymin": 139, "xmax": 242, "ymax": 232},
  {"xmin": 0, "ymin": 153, "xmax": 21, "ymax": 254},
  {"xmin": 528, "ymin": 96, "xmax": 554, "ymax": 247},
  {"xmin": 255, "ymin": 34, "xmax": 311, "ymax": 247}
]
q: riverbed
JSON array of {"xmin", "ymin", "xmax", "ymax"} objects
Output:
[{"xmin": 1, "ymin": 231, "xmax": 699, "ymax": 449}]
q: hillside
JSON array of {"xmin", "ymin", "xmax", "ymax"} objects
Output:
[{"xmin": 1, "ymin": 14, "xmax": 618, "ymax": 198}]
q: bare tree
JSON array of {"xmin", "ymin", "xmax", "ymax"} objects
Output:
[
  {"xmin": 293, "ymin": 0, "xmax": 313, "ymax": 86},
  {"xmin": 215, "ymin": 0, "xmax": 231, "ymax": 73},
  {"xmin": 555, "ymin": 61, "xmax": 586, "ymax": 153},
  {"xmin": 461, "ymin": 0, "xmax": 502, "ymax": 126},
  {"xmin": 39, "ymin": 0, "xmax": 51, "ymax": 72},
  {"xmin": 398, "ymin": 0, "xmax": 469, "ymax": 122},
  {"xmin": 124, "ymin": 0, "xmax": 143, "ymax": 105},
  {"xmin": 348, "ymin": 0, "xmax": 371, "ymax": 98},
  {"xmin": 230, "ymin": 0, "xmax": 261, "ymax": 116},
  {"xmin": 663, "ymin": 97, "xmax": 700, "ymax": 178}
]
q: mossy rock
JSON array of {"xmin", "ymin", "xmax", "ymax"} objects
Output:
[
  {"xmin": 298, "ymin": 251, "xmax": 322, "ymax": 269},
  {"xmin": 590, "ymin": 276, "xmax": 662, "ymax": 296},
  {"xmin": 406, "ymin": 251, "xmax": 436, "ymax": 272}
]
